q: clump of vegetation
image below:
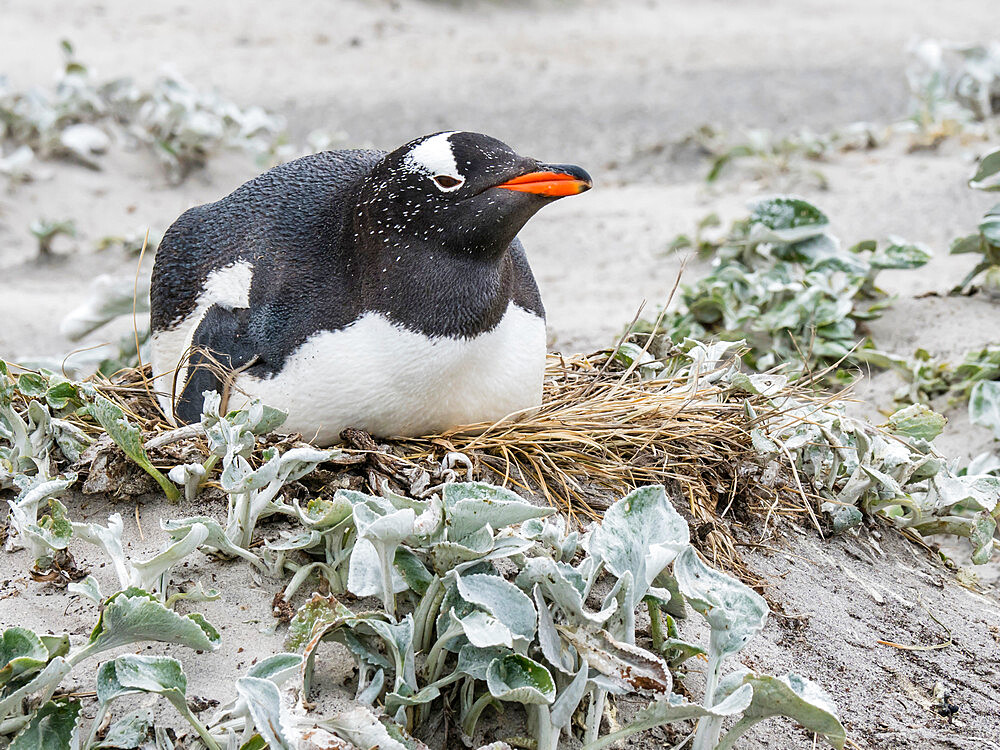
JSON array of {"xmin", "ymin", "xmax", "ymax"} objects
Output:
[
  {"xmin": 950, "ymin": 147, "xmax": 1000, "ymax": 296},
  {"xmin": 2, "ymin": 320, "xmax": 997, "ymax": 746},
  {"xmin": 0, "ymin": 40, "xmax": 290, "ymax": 183},
  {"xmin": 1, "ymin": 357, "xmax": 853, "ymax": 748},
  {"xmin": 634, "ymin": 196, "xmax": 931, "ymax": 381},
  {"xmin": 906, "ymin": 38, "xmax": 1000, "ymax": 139},
  {"xmin": 698, "ymin": 39, "xmax": 1000, "ymax": 184},
  {"xmin": 693, "ymin": 122, "xmax": 882, "ymax": 186},
  {"xmin": 28, "ymin": 217, "xmax": 76, "ymax": 257}
]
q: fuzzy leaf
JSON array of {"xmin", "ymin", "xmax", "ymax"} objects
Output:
[
  {"xmin": 72, "ymin": 514, "xmax": 129, "ymax": 589},
  {"xmin": 84, "ymin": 588, "xmax": 220, "ymax": 658},
  {"xmin": 887, "ymin": 404, "xmax": 946, "ymax": 441},
  {"xmin": 589, "ymin": 485, "xmax": 689, "ymax": 612},
  {"xmin": 443, "ymin": 482, "xmax": 553, "ymax": 542},
  {"xmin": 970, "ymin": 149, "xmax": 1000, "ymax": 191},
  {"xmin": 236, "ymin": 676, "xmax": 295, "ymax": 750},
  {"xmin": 0, "ymin": 658, "xmax": 72, "ymax": 720},
  {"xmin": 454, "ymin": 572, "xmax": 536, "ymax": 647},
  {"xmin": 88, "ymin": 394, "xmax": 179, "ymax": 501},
  {"xmin": 970, "ymin": 381, "xmax": 1000, "ymax": 440},
  {"xmin": 715, "ymin": 672, "xmax": 845, "ymax": 750},
  {"xmin": 673, "ymin": 546, "xmax": 768, "ymax": 660},
  {"xmin": 581, "ymin": 688, "xmax": 753, "ymax": 750},
  {"xmin": 97, "ymin": 655, "xmax": 186, "ymax": 706},
  {"xmin": 0, "ymin": 627, "xmax": 49, "ymax": 687},
  {"xmin": 68, "ymin": 575, "xmax": 102, "ymax": 605},
  {"xmin": 9, "ymin": 699, "xmax": 81, "ymax": 750},
  {"xmin": 485, "ymin": 653, "xmax": 556, "ymax": 705},
  {"xmin": 92, "ymin": 710, "xmax": 152, "ymax": 749},
  {"xmin": 319, "ymin": 704, "xmax": 431, "ymax": 750},
  {"xmin": 129, "ymin": 522, "xmax": 209, "ymax": 593}
]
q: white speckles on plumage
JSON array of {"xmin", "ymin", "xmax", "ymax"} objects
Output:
[{"xmin": 403, "ymin": 132, "xmax": 464, "ymax": 190}]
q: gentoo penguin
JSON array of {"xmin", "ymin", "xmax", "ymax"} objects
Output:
[{"xmin": 149, "ymin": 131, "xmax": 591, "ymax": 444}]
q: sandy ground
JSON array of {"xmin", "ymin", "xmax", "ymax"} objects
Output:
[{"xmin": 2, "ymin": 1, "xmax": 1000, "ymax": 748}]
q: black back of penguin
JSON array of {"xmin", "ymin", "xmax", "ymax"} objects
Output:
[{"xmin": 150, "ymin": 147, "xmax": 384, "ymax": 347}]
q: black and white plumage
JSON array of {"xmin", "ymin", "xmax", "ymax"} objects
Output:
[{"xmin": 150, "ymin": 131, "xmax": 592, "ymax": 444}]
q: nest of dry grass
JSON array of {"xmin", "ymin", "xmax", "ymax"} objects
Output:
[{"xmin": 84, "ymin": 348, "xmax": 833, "ymax": 581}]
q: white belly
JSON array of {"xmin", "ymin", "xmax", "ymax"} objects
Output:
[{"xmin": 153, "ymin": 301, "xmax": 546, "ymax": 444}]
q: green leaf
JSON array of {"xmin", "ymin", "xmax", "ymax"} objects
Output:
[
  {"xmin": 748, "ymin": 197, "xmax": 829, "ymax": 243},
  {"xmin": 970, "ymin": 381, "xmax": 1000, "ymax": 440},
  {"xmin": 92, "ymin": 710, "xmax": 152, "ymax": 748},
  {"xmin": 9, "ymin": 699, "xmax": 81, "ymax": 750},
  {"xmin": 485, "ymin": 654, "xmax": 556, "ymax": 705},
  {"xmin": 236, "ymin": 676, "xmax": 294, "ymax": 750},
  {"xmin": 97, "ymin": 655, "xmax": 187, "ymax": 706},
  {"xmin": 949, "ymin": 233, "xmax": 983, "ymax": 255},
  {"xmin": 17, "ymin": 372, "xmax": 49, "ymax": 398},
  {"xmin": 970, "ymin": 149, "xmax": 1000, "ymax": 191},
  {"xmin": 673, "ymin": 546, "xmax": 768, "ymax": 660},
  {"xmin": 88, "ymin": 394, "xmax": 180, "ymax": 501},
  {"xmin": 454, "ymin": 572, "xmax": 536, "ymax": 648},
  {"xmin": 247, "ymin": 653, "xmax": 303, "ymax": 684},
  {"xmin": 0, "ymin": 627, "xmax": 49, "ymax": 687},
  {"xmin": 285, "ymin": 593, "xmax": 354, "ymax": 651},
  {"xmin": 589, "ymin": 485, "xmax": 689, "ymax": 615},
  {"xmin": 39, "ymin": 634, "xmax": 70, "ymax": 661},
  {"xmin": 81, "ymin": 588, "xmax": 220, "ymax": 661},
  {"xmin": 68, "ymin": 575, "xmax": 103, "ymax": 605},
  {"xmin": 887, "ymin": 404, "xmax": 947, "ymax": 441},
  {"xmin": 394, "ymin": 547, "xmax": 433, "ymax": 596},
  {"xmin": 581, "ymin": 688, "xmax": 753, "ymax": 750},
  {"xmin": 72, "ymin": 514, "xmax": 129, "ymax": 590},
  {"xmin": 715, "ymin": 671, "xmax": 845, "ymax": 750},
  {"xmin": 869, "ymin": 238, "xmax": 932, "ymax": 270},
  {"xmin": 0, "ymin": 658, "xmax": 72, "ymax": 720},
  {"xmin": 981, "ymin": 204, "xmax": 1000, "ymax": 246},
  {"xmin": 443, "ymin": 482, "xmax": 553, "ymax": 542}
]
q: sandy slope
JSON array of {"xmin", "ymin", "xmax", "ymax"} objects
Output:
[{"xmin": 2, "ymin": 1, "xmax": 1000, "ymax": 748}]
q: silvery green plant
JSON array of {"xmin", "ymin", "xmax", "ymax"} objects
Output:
[
  {"xmin": 287, "ymin": 483, "xmax": 844, "ymax": 750},
  {"xmin": 0, "ymin": 40, "xmax": 290, "ymax": 184},
  {"xmin": 950, "ymin": 148, "xmax": 1000, "ymax": 296},
  {"xmin": 906, "ymin": 39, "xmax": 1000, "ymax": 131},
  {"xmin": 731, "ymin": 366, "xmax": 1000, "ymax": 563},
  {"xmin": 0, "ymin": 589, "xmax": 220, "ymax": 746},
  {"xmin": 632, "ymin": 196, "xmax": 931, "ymax": 381}
]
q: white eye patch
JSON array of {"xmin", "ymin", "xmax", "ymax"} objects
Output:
[{"xmin": 404, "ymin": 131, "xmax": 466, "ymax": 191}]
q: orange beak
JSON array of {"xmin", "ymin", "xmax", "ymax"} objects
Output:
[{"xmin": 495, "ymin": 167, "xmax": 592, "ymax": 197}]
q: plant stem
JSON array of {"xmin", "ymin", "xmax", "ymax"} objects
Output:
[
  {"xmin": 461, "ymin": 691, "xmax": 496, "ymax": 737},
  {"xmin": 413, "ymin": 577, "xmax": 444, "ymax": 655},
  {"xmin": 584, "ymin": 688, "xmax": 606, "ymax": 746},
  {"xmin": 83, "ymin": 703, "xmax": 109, "ymax": 749},
  {"xmin": 0, "ymin": 715, "xmax": 31, "ymax": 736},
  {"xmin": 647, "ymin": 597, "xmax": 664, "ymax": 652},
  {"xmin": 423, "ymin": 620, "xmax": 462, "ymax": 683},
  {"xmin": 714, "ymin": 715, "xmax": 763, "ymax": 750},
  {"xmin": 692, "ymin": 652, "xmax": 724, "ymax": 750},
  {"xmin": 178, "ymin": 705, "xmax": 223, "ymax": 750}
]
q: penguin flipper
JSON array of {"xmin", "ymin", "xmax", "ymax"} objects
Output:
[{"xmin": 176, "ymin": 305, "xmax": 258, "ymax": 424}]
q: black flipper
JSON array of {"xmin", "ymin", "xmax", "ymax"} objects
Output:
[{"xmin": 175, "ymin": 305, "xmax": 258, "ymax": 424}]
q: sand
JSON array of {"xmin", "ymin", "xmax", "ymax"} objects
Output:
[{"xmin": 2, "ymin": 0, "xmax": 1000, "ymax": 747}]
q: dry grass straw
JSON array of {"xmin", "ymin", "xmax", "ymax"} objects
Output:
[
  {"xmin": 54, "ymin": 345, "xmax": 841, "ymax": 578},
  {"xmin": 393, "ymin": 349, "xmax": 834, "ymax": 576}
]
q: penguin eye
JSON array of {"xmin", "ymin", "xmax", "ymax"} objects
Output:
[{"xmin": 433, "ymin": 175, "xmax": 463, "ymax": 190}]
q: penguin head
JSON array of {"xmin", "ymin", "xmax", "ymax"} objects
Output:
[{"xmin": 357, "ymin": 131, "xmax": 592, "ymax": 260}]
